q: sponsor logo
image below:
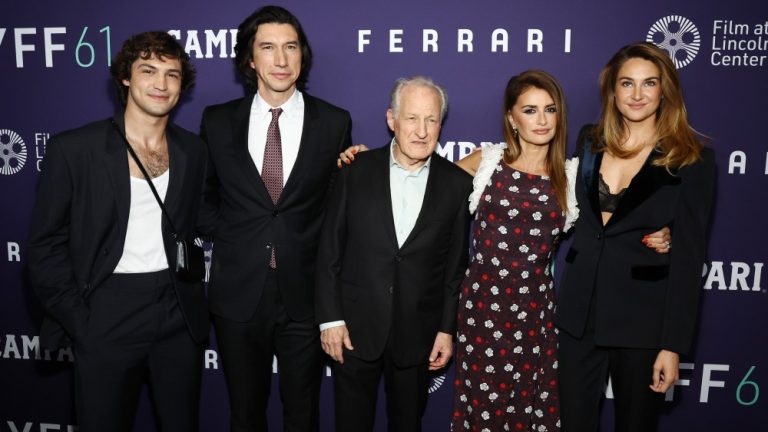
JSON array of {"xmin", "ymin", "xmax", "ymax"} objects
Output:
[
  {"xmin": 647, "ymin": 15, "xmax": 701, "ymax": 69},
  {"xmin": 0, "ymin": 129, "xmax": 27, "ymax": 175},
  {"xmin": 428, "ymin": 372, "xmax": 447, "ymax": 394}
]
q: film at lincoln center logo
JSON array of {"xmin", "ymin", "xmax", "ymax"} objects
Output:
[
  {"xmin": 0, "ymin": 129, "xmax": 27, "ymax": 175},
  {"xmin": 647, "ymin": 15, "xmax": 701, "ymax": 69}
]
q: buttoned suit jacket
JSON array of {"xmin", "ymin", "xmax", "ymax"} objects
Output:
[
  {"xmin": 199, "ymin": 93, "xmax": 352, "ymax": 322},
  {"xmin": 27, "ymin": 116, "xmax": 210, "ymax": 350},
  {"xmin": 315, "ymin": 145, "xmax": 472, "ymax": 367},
  {"xmin": 555, "ymin": 125, "xmax": 716, "ymax": 355}
]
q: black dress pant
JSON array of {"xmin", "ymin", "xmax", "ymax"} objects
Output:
[
  {"xmin": 73, "ymin": 270, "xmax": 204, "ymax": 432},
  {"xmin": 213, "ymin": 269, "xmax": 322, "ymax": 432},
  {"xmin": 558, "ymin": 306, "xmax": 663, "ymax": 432},
  {"xmin": 331, "ymin": 341, "xmax": 430, "ymax": 432}
]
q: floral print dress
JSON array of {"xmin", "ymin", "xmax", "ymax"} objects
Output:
[{"xmin": 452, "ymin": 161, "xmax": 563, "ymax": 432}]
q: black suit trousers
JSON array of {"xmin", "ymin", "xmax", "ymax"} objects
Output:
[
  {"xmin": 332, "ymin": 339, "xmax": 430, "ymax": 432},
  {"xmin": 558, "ymin": 302, "xmax": 663, "ymax": 432},
  {"xmin": 213, "ymin": 269, "xmax": 322, "ymax": 432},
  {"xmin": 73, "ymin": 270, "xmax": 204, "ymax": 432}
]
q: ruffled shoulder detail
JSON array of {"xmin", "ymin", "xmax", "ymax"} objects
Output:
[
  {"xmin": 468, "ymin": 143, "xmax": 506, "ymax": 214},
  {"xmin": 563, "ymin": 156, "xmax": 580, "ymax": 232}
]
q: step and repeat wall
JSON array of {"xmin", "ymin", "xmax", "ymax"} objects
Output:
[{"xmin": 1, "ymin": 0, "xmax": 766, "ymax": 430}]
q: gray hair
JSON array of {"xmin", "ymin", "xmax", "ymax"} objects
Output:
[{"xmin": 389, "ymin": 76, "xmax": 448, "ymax": 121}]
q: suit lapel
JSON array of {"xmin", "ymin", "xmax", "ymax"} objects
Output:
[
  {"xmin": 606, "ymin": 152, "xmax": 680, "ymax": 227},
  {"xmin": 581, "ymin": 146, "xmax": 603, "ymax": 225},
  {"xmin": 163, "ymin": 125, "xmax": 187, "ymax": 226},
  {"xmin": 370, "ymin": 146, "xmax": 399, "ymax": 249},
  {"xmin": 234, "ymin": 94, "xmax": 273, "ymax": 203},
  {"xmin": 281, "ymin": 94, "xmax": 316, "ymax": 204},
  {"xmin": 104, "ymin": 116, "xmax": 131, "ymax": 239},
  {"xmin": 399, "ymin": 155, "xmax": 440, "ymax": 251}
]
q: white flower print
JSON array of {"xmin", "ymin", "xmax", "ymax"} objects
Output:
[
  {"xmin": 538, "ymin": 194, "xmax": 549, "ymax": 202},
  {"xmin": 491, "ymin": 303, "xmax": 500, "ymax": 311},
  {"xmin": 514, "ymin": 330, "xmax": 523, "ymax": 340},
  {"xmin": 465, "ymin": 300, "xmax": 473, "ymax": 309},
  {"xmin": 517, "ymin": 311, "xmax": 528, "ymax": 320},
  {"xmin": 498, "ymin": 225, "xmax": 508, "ymax": 235},
  {"xmin": 530, "ymin": 187, "xmax": 540, "ymax": 194},
  {"xmin": 484, "ymin": 320, "xmax": 494, "ymax": 328},
  {"xmin": 518, "ymin": 244, "xmax": 530, "ymax": 253},
  {"xmin": 491, "ymin": 257, "xmax": 500, "ymax": 266},
  {"xmin": 480, "ymin": 383, "xmax": 490, "ymax": 391},
  {"xmin": 504, "ymin": 363, "xmax": 514, "ymax": 372},
  {"xmin": 529, "ymin": 228, "xmax": 541, "ymax": 236},
  {"xmin": 490, "ymin": 286, "xmax": 499, "ymax": 295},
  {"xmin": 467, "ymin": 317, "xmax": 475, "ymax": 325},
  {"xmin": 481, "ymin": 411, "xmax": 490, "ymax": 420},
  {"xmin": 512, "ymin": 171, "xmax": 521, "ymax": 179},
  {"xmin": 493, "ymin": 330, "xmax": 502, "ymax": 340},
  {"xmin": 521, "ymin": 271, "xmax": 529, "ymax": 279},
  {"xmin": 466, "ymin": 345, "xmax": 474, "ymax": 353},
  {"xmin": 527, "ymin": 254, "xmax": 538, "ymax": 262},
  {"xmin": 519, "ymin": 286, "xmax": 529, "ymax": 294},
  {"xmin": 500, "ymin": 199, "xmax": 510, "ymax": 207},
  {"xmin": 489, "ymin": 392, "xmax": 498, "ymax": 401},
  {"xmin": 508, "ymin": 208, "xmax": 519, "ymax": 217},
  {"xmin": 458, "ymin": 334, "xmax": 466, "ymax": 343},
  {"xmin": 510, "ymin": 185, "xmax": 519, "ymax": 193},
  {"xmin": 485, "ymin": 348, "xmax": 494, "ymax": 357},
  {"xmin": 533, "ymin": 211, "xmax": 542, "ymax": 220},
  {"xmin": 498, "ymin": 241, "xmax": 509, "ymax": 250},
  {"xmin": 498, "ymin": 269, "xmax": 509, "ymax": 277},
  {"xmin": 485, "ymin": 365, "xmax": 495, "ymax": 373}
]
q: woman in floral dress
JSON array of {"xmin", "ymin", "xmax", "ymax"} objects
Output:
[{"xmin": 450, "ymin": 70, "xmax": 575, "ymax": 432}]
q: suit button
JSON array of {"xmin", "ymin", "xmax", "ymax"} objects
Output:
[
  {"xmin": 388, "ymin": 286, "xmax": 394, "ymax": 294},
  {"xmin": 103, "ymin": 248, "xmax": 109, "ymax": 255},
  {"xmin": 272, "ymin": 210, "xmax": 278, "ymax": 217},
  {"xmin": 266, "ymin": 244, "xmax": 271, "ymax": 249},
  {"xmin": 596, "ymin": 233, "xmax": 602, "ymax": 240},
  {"xmin": 395, "ymin": 255, "xmax": 402, "ymax": 263}
]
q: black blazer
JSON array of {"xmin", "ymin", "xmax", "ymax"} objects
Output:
[
  {"xmin": 200, "ymin": 93, "xmax": 352, "ymax": 322},
  {"xmin": 27, "ymin": 117, "xmax": 210, "ymax": 350},
  {"xmin": 315, "ymin": 146, "xmax": 472, "ymax": 367},
  {"xmin": 555, "ymin": 125, "xmax": 716, "ymax": 355}
]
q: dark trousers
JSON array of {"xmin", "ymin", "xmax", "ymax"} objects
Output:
[
  {"xmin": 558, "ymin": 326, "xmax": 663, "ymax": 432},
  {"xmin": 213, "ymin": 269, "xmax": 321, "ymax": 432},
  {"xmin": 332, "ymin": 344, "xmax": 430, "ymax": 432},
  {"xmin": 73, "ymin": 270, "xmax": 204, "ymax": 432}
]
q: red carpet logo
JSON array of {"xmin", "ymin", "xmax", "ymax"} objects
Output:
[
  {"xmin": 0, "ymin": 129, "xmax": 27, "ymax": 175},
  {"xmin": 647, "ymin": 15, "xmax": 701, "ymax": 69}
]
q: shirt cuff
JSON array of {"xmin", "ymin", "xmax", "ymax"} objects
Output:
[{"xmin": 319, "ymin": 320, "xmax": 345, "ymax": 331}]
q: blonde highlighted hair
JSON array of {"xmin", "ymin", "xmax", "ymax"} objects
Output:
[{"xmin": 594, "ymin": 42, "xmax": 702, "ymax": 169}]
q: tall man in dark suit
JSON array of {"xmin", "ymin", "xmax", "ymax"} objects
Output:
[
  {"xmin": 27, "ymin": 32, "xmax": 209, "ymax": 432},
  {"xmin": 198, "ymin": 6, "xmax": 352, "ymax": 431},
  {"xmin": 315, "ymin": 76, "xmax": 472, "ymax": 432}
]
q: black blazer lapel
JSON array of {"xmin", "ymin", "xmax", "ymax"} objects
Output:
[
  {"xmin": 233, "ymin": 94, "xmax": 273, "ymax": 203},
  {"xmin": 164, "ymin": 126, "xmax": 188, "ymax": 225},
  {"xmin": 370, "ymin": 146, "xmax": 399, "ymax": 249},
  {"xmin": 607, "ymin": 153, "xmax": 680, "ymax": 227},
  {"xmin": 105, "ymin": 116, "xmax": 132, "ymax": 238},
  {"xmin": 581, "ymin": 147, "xmax": 603, "ymax": 225},
  {"xmin": 281, "ymin": 94, "xmax": 317, "ymax": 202},
  {"xmin": 400, "ymin": 156, "xmax": 440, "ymax": 251}
]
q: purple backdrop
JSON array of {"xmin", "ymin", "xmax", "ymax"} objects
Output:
[{"xmin": 2, "ymin": 0, "xmax": 766, "ymax": 430}]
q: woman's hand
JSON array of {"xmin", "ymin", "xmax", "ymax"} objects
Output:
[
  {"xmin": 644, "ymin": 227, "xmax": 671, "ymax": 254},
  {"xmin": 337, "ymin": 144, "xmax": 370, "ymax": 168}
]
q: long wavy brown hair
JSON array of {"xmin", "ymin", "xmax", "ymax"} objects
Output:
[
  {"xmin": 595, "ymin": 42, "xmax": 702, "ymax": 169},
  {"xmin": 502, "ymin": 70, "xmax": 568, "ymax": 212}
]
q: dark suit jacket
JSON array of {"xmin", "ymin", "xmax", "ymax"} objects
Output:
[
  {"xmin": 199, "ymin": 93, "xmax": 352, "ymax": 322},
  {"xmin": 555, "ymin": 125, "xmax": 716, "ymax": 355},
  {"xmin": 27, "ymin": 116, "xmax": 210, "ymax": 350},
  {"xmin": 315, "ymin": 145, "xmax": 472, "ymax": 367}
]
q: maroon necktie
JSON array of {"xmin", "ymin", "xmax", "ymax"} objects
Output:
[{"xmin": 262, "ymin": 107, "xmax": 283, "ymax": 267}]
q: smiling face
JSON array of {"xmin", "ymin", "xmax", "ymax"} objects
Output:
[
  {"xmin": 122, "ymin": 54, "xmax": 182, "ymax": 119},
  {"xmin": 507, "ymin": 87, "xmax": 557, "ymax": 148},
  {"xmin": 613, "ymin": 57, "xmax": 662, "ymax": 127},
  {"xmin": 387, "ymin": 83, "xmax": 442, "ymax": 170},
  {"xmin": 249, "ymin": 22, "xmax": 302, "ymax": 106}
]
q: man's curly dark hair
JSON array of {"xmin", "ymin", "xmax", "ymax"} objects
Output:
[{"xmin": 110, "ymin": 31, "xmax": 195, "ymax": 104}]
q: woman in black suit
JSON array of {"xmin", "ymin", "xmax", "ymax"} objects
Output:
[{"xmin": 555, "ymin": 42, "xmax": 716, "ymax": 432}]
